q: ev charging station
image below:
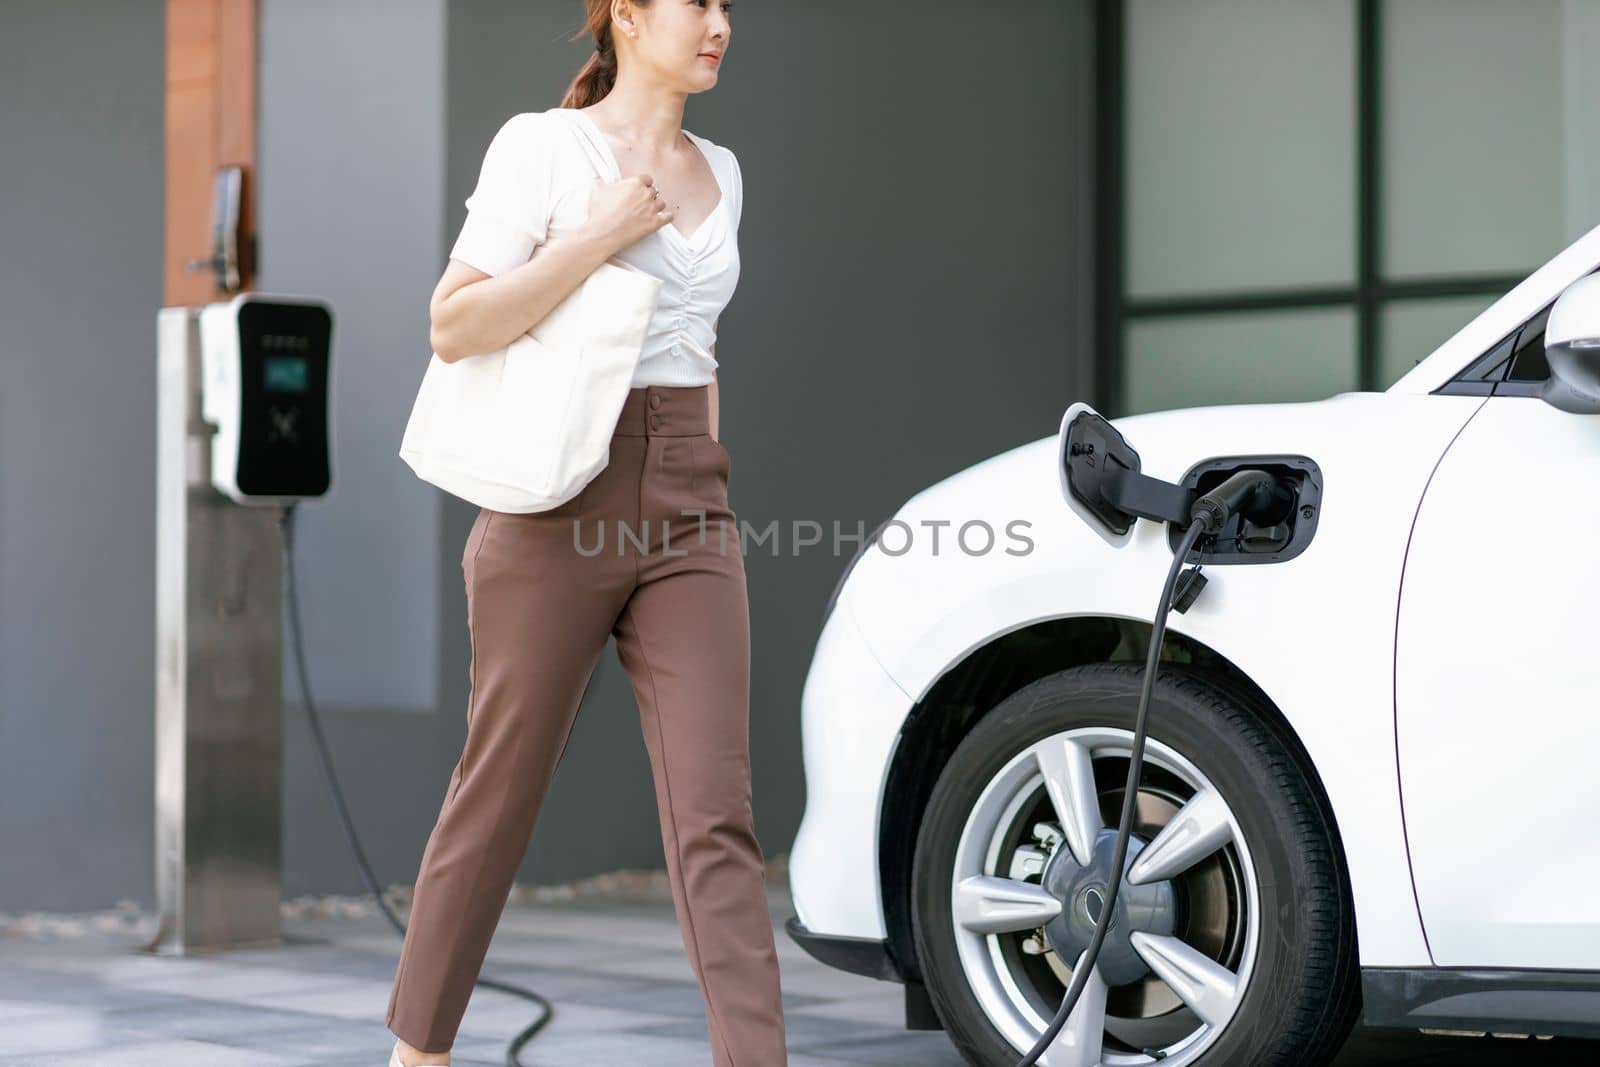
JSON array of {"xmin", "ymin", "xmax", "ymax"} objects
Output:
[{"xmin": 151, "ymin": 292, "xmax": 332, "ymax": 954}]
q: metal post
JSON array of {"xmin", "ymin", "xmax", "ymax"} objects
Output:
[{"xmin": 149, "ymin": 306, "xmax": 283, "ymax": 954}]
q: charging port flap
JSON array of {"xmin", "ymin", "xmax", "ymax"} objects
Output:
[{"xmin": 1058, "ymin": 402, "xmax": 1142, "ymax": 547}]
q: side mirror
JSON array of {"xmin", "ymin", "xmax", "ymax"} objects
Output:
[{"xmin": 1542, "ymin": 272, "xmax": 1600, "ymax": 414}]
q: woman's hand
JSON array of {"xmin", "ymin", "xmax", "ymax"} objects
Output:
[{"xmin": 581, "ymin": 174, "xmax": 674, "ymax": 255}]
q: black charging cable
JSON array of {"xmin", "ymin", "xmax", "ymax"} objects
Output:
[
  {"xmin": 1015, "ymin": 468, "xmax": 1277, "ymax": 1066},
  {"xmin": 1012, "ymin": 513, "xmax": 1206, "ymax": 1065},
  {"xmin": 277, "ymin": 503, "xmax": 552, "ymax": 1067}
]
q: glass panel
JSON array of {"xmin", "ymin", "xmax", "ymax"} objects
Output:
[
  {"xmin": 1382, "ymin": 0, "xmax": 1565, "ymax": 279},
  {"xmin": 1125, "ymin": 0, "xmax": 1357, "ymax": 299},
  {"xmin": 1506, "ymin": 307, "xmax": 1553, "ymax": 382},
  {"xmin": 1378, "ymin": 293, "xmax": 1502, "ymax": 388},
  {"xmin": 1565, "ymin": 2, "xmax": 1600, "ymax": 239},
  {"xmin": 1472, "ymin": 337, "xmax": 1516, "ymax": 382},
  {"xmin": 1123, "ymin": 308, "xmax": 1357, "ymax": 416}
]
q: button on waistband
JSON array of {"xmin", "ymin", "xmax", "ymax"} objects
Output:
[{"xmin": 614, "ymin": 385, "xmax": 712, "ymax": 437}]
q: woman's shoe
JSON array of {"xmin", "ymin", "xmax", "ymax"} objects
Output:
[{"xmin": 390, "ymin": 1040, "xmax": 448, "ymax": 1067}]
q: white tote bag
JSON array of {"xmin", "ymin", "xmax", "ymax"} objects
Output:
[
  {"xmin": 397, "ymin": 259, "xmax": 663, "ymax": 513},
  {"xmin": 399, "ymin": 113, "xmax": 665, "ymax": 514}
]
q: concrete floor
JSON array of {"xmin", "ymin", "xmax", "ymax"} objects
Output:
[{"xmin": 0, "ymin": 879, "xmax": 1592, "ymax": 1066}]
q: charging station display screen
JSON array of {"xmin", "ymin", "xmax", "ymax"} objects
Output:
[
  {"xmin": 264, "ymin": 356, "xmax": 308, "ymax": 393},
  {"xmin": 236, "ymin": 301, "xmax": 332, "ymax": 497}
]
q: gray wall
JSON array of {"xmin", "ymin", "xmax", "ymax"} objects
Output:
[
  {"xmin": 0, "ymin": 0, "xmax": 167, "ymax": 913},
  {"xmin": 0, "ymin": 0, "xmax": 1094, "ymax": 912}
]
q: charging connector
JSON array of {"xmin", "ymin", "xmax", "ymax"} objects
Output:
[{"xmin": 1191, "ymin": 469, "xmax": 1284, "ymax": 535}]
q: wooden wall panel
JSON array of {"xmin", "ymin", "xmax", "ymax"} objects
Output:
[{"xmin": 164, "ymin": 0, "xmax": 256, "ymax": 306}]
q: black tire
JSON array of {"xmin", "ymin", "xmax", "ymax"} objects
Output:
[{"xmin": 911, "ymin": 661, "xmax": 1360, "ymax": 1066}]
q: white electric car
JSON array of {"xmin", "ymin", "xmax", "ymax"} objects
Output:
[{"xmin": 785, "ymin": 223, "xmax": 1600, "ymax": 1066}]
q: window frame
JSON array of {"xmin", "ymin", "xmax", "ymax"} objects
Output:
[
  {"xmin": 1431, "ymin": 304, "xmax": 1553, "ymax": 397},
  {"xmin": 1095, "ymin": 0, "xmax": 1528, "ymax": 416}
]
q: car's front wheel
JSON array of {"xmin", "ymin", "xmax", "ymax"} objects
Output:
[{"xmin": 911, "ymin": 662, "xmax": 1360, "ymax": 1066}]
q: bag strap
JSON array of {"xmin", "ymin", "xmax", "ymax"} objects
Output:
[{"xmin": 561, "ymin": 109, "xmax": 618, "ymax": 184}]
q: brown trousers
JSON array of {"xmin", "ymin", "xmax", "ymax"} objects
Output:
[{"xmin": 386, "ymin": 384, "xmax": 786, "ymax": 1064}]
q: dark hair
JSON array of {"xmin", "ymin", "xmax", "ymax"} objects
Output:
[{"xmin": 560, "ymin": 0, "xmax": 653, "ymax": 109}]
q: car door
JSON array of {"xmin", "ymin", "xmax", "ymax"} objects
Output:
[{"xmin": 1395, "ymin": 308, "xmax": 1600, "ymax": 968}]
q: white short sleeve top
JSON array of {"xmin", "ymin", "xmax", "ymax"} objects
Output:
[{"xmin": 448, "ymin": 107, "xmax": 743, "ymax": 388}]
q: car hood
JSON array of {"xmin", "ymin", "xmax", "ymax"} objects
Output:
[{"xmin": 841, "ymin": 389, "xmax": 1484, "ymax": 698}]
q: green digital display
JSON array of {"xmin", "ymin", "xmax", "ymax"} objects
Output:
[{"xmin": 264, "ymin": 356, "xmax": 308, "ymax": 393}]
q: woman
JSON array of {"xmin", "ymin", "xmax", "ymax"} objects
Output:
[{"xmin": 386, "ymin": 2, "xmax": 785, "ymax": 1065}]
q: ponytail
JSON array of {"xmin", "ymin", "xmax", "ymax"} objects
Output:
[
  {"xmin": 559, "ymin": 0, "xmax": 651, "ymax": 109},
  {"xmin": 559, "ymin": 47, "xmax": 616, "ymax": 109}
]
